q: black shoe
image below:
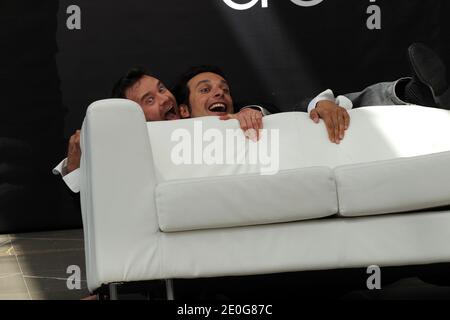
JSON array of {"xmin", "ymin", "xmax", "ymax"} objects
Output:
[{"xmin": 406, "ymin": 43, "xmax": 450, "ymax": 109}]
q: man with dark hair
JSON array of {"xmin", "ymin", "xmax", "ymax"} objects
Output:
[
  {"xmin": 172, "ymin": 65, "xmax": 267, "ymax": 140},
  {"xmin": 54, "ymin": 67, "xmax": 181, "ymax": 186},
  {"xmin": 172, "ymin": 65, "xmax": 230, "ymax": 115},
  {"xmin": 110, "ymin": 66, "xmax": 181, "ymax": 121},
  {"xmin": 172, "ymin": 65, "xmax": 351, "ymax": 144}
]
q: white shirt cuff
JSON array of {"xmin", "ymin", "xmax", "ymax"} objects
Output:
[
  {"xmin": 52, "ymin": 158, "xmax": 80, "ymax": 193},
  {"xmin": 241, "ymin": 105, "xmax": 271, "ymax": 116},
  {"xmin": 307, "ymin": 89, "xmax": 336, "ymax": 113},
  {"xmin": 335, "ymin": 95, "xmax": 353, "ymax": 110},
  {"xmin": 62, "ymin": 169, "xmax": 80, "ymax": 193},
  {"xmin": 307, "ymin": 89, "xmax": 354, "ymax": 113},
  {"xmin": 52, "ymin": 158, "xmax": 68, "ymax": 176}
]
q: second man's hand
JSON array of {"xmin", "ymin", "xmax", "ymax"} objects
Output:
[
  {"xmin": 310, "ymin": 100, "xmax": 350, "ymax": 144},
  {"xmin": 66, "ymin": 130, "xmax": 81, "ymax": 174},
  {"xmin": 220, "ymin": 108, "xmax": 264, "ymax": 141}
]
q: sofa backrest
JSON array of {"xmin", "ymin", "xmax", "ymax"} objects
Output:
[{"xmin": 147, "ymin": 105, "xmax": 450, "ymax": 182}]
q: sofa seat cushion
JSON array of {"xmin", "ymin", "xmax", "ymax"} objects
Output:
[
  {"xmin": 335, "ymin": 151, "xmax": 450, "ymax": 217},
  {"xmin": 155, "ymin": 167, "xmax": 338, "ymax": 232}
]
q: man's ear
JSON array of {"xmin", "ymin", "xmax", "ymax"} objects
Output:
[{"xmin": 179, "ymin": 104, "xmax": 190, "ymax": 118}]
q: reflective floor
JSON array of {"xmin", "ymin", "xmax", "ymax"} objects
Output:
[
  {"xmin": 0, "ymin": 229, "xmax": 89, "ymax": 300},
  {"xmin": 0, "ymin": 229, "xmax": 449, "ymax": 300}
]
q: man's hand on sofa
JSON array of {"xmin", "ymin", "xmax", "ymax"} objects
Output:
[
  {"xmin": 310, "ymin": 100, "xmax": 350, "ymax": 144},
  {"xmin": 65, "ymin": 130, "xmax": 81, "ymax": 174},
  {"xmin": 220, "ymin": 108, "xmax": 263, "ymax": 141}
]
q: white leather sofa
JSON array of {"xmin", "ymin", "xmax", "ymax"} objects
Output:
[{"xmin": 79, "ymin": 99, "xmax": 450, "ymax": 298}]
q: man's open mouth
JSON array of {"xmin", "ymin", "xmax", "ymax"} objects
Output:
[
  {"xmin": 208, "ymin": 103, "xmax": 227, "ymax": 113},
  {"xmin": 164, "ymin": 105, "xmax": 178, "ymax": 120}
]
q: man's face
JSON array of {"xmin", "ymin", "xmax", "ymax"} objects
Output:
[
  {"xmin": 186, "ymin": 72, "xmax": 234, "ymax": 118},
  {"xmin": 125, "ymin": 75, "xmax": 180, "ymax": 121}
]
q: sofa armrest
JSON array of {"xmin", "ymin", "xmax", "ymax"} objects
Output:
[{"xmin": 80, "ymin": 99, "xmax": 161, "ymax": 291}]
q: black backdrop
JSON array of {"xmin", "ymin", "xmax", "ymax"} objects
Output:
[
  {"xmin": 57, "ymin": 0, "xmax": 450, "ymax": 134},
  {"xmin": 1, "ymin": 0, "xmax": 449, "ymax": 232},
  {"xmin": 1, "ymin": 2, "xmax": 75, "ymax": 233}
]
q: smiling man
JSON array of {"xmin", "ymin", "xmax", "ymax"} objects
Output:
[
  {"xmin": 173, "ymin": 65, "xmax": 270, "ymax": 140},
  {"xmin": 120, "ymin": 70, "xmax": 181, "ymax": 121},
  {"xmin": 172, "ymin": 65, "xmax": 351, "ymax": 144},
  {"xmin": 182, "ymin": 71, "xmax": 234, "ymax": 117},
  {"xmin": 55, "ymin": 67, "xmax": 183, "ymax": 180}
]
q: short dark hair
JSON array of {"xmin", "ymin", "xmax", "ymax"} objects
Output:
[
  {"xmin": 172, "ymin": 65, "xmax": 228, "ymax": 110},
  {"xmin": 111, "ymin": 67, "xmax": 152, "ymax": 98}
]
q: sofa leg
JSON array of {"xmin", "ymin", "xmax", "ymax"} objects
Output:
[
  {"xmin": 109, "ymin": 283, "xmax": 119, "ymax": 300},
  {"xmin": 165, "ymin": 279, "xmax": 174, "ymax": 300}
]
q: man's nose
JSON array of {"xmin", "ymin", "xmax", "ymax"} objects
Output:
[
  {"xmin": 158, "ymin": 92, "xmax": 170, "ymax": 106},
  {"xmin": 213, "ymin": 87, "xmax": 225, "ymax": 97}
]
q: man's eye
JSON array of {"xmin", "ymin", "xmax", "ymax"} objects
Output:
[
  {"xmin": 223, "ymin": 87, "xmax": 230, "ymax": 94},
  {"xmin": 146, "ymin": 97, "xmax": 154, "ymax": 104},
  {"xmin": 200, "ymin": 87, "xmax": 210, "ymax": 94},
  {"xmin": 159, "ymin": 84, "xmax": 166, "ymax": 92}
]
